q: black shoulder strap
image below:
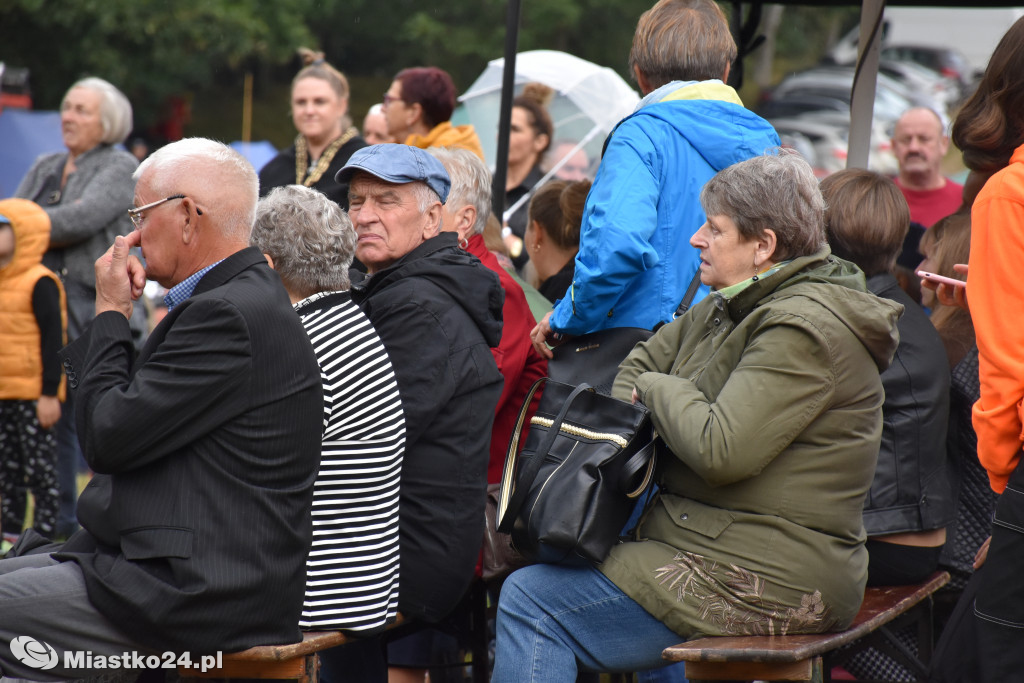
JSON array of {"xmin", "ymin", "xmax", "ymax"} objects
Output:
[{"xmin": 674, "ymin": 267, "xmax": 704, "ymax": 318}]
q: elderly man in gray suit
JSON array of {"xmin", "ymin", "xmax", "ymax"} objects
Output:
[{"xmin": 0, "ymin": 138, "xmax": 323, "ymax": 681}]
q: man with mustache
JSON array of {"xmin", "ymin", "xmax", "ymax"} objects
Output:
[{"xmin": 892, "ymin": 107, "xmax": 964, "ymax": 227}]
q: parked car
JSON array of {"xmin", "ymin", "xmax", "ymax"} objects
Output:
[
  {"xmin": 766, "ymin": 66, "xmax": 941, "ymax": 126},
  {"xmin": 769, "ymin": 116, "xmax": 849, "ymax": 177},
  {"xmin": 881, "ymin": 45, "xmax": 976, "ymax": 98},
  {"xmin": 878, "ymin": 59, "xmax": 957, "ymax": 122},
  {"xmin": 769, "ymin": 112, "xmax": 899, "ymax": 178}
]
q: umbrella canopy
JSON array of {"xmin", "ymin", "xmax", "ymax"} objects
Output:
[{"xmin": 454, "ymin": 50, "xmax": 640, "ymax": 170}]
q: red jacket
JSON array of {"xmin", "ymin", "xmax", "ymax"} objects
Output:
[{"xmin": 466, "ymin": 234, "xmax": 547, "ymax": 482}]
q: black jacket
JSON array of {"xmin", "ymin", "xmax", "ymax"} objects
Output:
[
  {"xmin": 351, "ymin": 232, "xmax": 504, "ymax": 622},
  {"xmin": 57, "ymin": 248, "xmax": 323, "ymax": 652},
  {"xmin": 258, "ymin": 135, "xmax": 367, "ymax": 209},
  {"xmin": 862, "ymin": 273, "xmax": 954, "ymax": 535}
]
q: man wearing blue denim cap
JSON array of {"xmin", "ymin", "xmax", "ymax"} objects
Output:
[{"xmin": 319, "ymin": 144, "xmax": 504, "ymax": 682}]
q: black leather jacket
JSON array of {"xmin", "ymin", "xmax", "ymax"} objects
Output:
[{"xmin": 862, "ymin": 274, "xmax": 955, "ymax": 535}]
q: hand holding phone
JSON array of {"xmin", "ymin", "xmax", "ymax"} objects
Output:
[{"xmin": 917, "ymin": 270, "xmax": 966, "ymax": 288}]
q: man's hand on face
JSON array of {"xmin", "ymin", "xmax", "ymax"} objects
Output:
[{"xmin": 95, "ymin": 230, "xmax": 146, "ymax": 318}]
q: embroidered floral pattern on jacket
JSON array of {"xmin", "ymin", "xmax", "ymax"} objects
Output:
[{"xmin": 654, "ymin": 551, "xmax": 832, "ymax": 636}]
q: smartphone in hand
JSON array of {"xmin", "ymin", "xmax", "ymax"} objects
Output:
[{"xmin": 917, "ymin": 270, "xmax": 966, "ymax": 288}]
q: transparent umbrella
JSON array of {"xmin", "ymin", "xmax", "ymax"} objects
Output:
[{"xmin": 454, "ymin": 50, "xmax": 640, "ymax": 215}]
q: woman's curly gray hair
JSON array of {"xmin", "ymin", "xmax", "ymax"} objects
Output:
[{"xmin": 251, "ymin": 185, "xmax": 357, "ymax": 298}]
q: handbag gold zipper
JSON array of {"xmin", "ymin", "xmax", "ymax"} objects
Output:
[{"xmin": 530, "ymin": 417, "xmax": 629, "ymax": 449}]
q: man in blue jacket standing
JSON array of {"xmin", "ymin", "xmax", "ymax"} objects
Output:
[{"xmin": 531, "ymin": 0, "xmax": 779, "ymax": 355}]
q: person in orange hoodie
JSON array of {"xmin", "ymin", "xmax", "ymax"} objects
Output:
[
  {"xmin": 948, "ymin": 15, "xmax": 1024, "ymax": 680},
  {"xmin": 383, "ymin": 66, "xmax": 485, "ymax": 162},
  {"xmin": 0, "ymin": 199, "xmax": 66, "ymax": 549}
]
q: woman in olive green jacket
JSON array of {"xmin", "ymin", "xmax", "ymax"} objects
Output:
[{"xmin": 492, "ymin": 151, "xmax": 902, "ymax": 682}]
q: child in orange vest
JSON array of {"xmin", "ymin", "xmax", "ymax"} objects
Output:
[{"xmin": 0, "ymin": 199, "xmax": 66, "ymax": 549}]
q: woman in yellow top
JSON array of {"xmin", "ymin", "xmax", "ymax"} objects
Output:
[{"xmin": 382, "ymin": 67, "xmax": 484, "ymax": 162}]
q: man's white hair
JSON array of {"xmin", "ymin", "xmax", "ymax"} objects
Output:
[{"xmin": 134, "ymin": 138, "xmax": 258, "ymax": 239}]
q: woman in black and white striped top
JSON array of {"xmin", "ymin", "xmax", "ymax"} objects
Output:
[{"xmin": 252, "ymin": 185, "xmax": 405, "ymax": 633}]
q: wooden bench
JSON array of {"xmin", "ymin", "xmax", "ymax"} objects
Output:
[
  {"xmin": 662, "ymin": 571, "xmax": 950, "ymax": 682},
  {"xmin": 178, "ymin": 617, "xmax": 404, "ymax": 683},
  {"xmin": 177, "ymin": 578, "xmax": 493, "ymax": 683}
]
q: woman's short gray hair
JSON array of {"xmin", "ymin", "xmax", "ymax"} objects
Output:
[
  {"xmin": 700, "ymin": 150, "xmax": 826, "ymax": 262},
  {"xmin": 251, "ymin": 185, "xmax": 356, "ymax": 297},
  {"xmin": 428, "ymin": 147, "xmax": 492, "ymax": 235},
  {"xmin": 67, "ymin": 77, "xmax": 133, "ymax": 145}
]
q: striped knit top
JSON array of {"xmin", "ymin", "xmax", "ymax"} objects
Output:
[{"xmin": 295, "ymin": 291, "xmax": 406, "ymax": 632}]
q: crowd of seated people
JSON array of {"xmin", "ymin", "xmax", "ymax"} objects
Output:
[{"xmin": 7, "ymin": 4, "xmax": 1023, "ymax": 683}]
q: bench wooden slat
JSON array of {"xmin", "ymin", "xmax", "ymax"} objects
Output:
[
  {"xmin": 179, "ymin": 616, "xmax": 406, "ymax": 681},
  {"xmin": 662, "ymin": 571, "xmax": 949, "ymax": 664}
]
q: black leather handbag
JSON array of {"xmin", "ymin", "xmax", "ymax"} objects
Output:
[
  {"xmin": 548, "ymin": 327, "xmax": 653, "ymax": 395},
  {"xmin": 547, "ymin": 268, "xmax": 704, "ymax": 395},
  {"xmin": 497, "ymin": 379, "xmax": 656, "ymax": 565}
]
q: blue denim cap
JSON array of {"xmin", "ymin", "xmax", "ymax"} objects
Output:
[{"xmin": 336, "ymin": 144, "xmax": 450, "ymax": 204}]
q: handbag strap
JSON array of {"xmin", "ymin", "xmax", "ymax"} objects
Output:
[
  {"xmin": 674, "ymin": 267, "xmax": 704, "ymax": 318},
  {"xmin": 498, "ymin": 381, "xmax": 594, "ymax": 533},
  {"xmin": 621, "ymin": 439, "xmax": 657, "ymax": 498},
  {"xmin": 497, "ymin": 377, "xmax": 548, "ymax": 530}
]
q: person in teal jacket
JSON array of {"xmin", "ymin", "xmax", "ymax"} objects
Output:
[{"xmin": 530, "ymin": 0, "xmax": 779, "ymax": 356}]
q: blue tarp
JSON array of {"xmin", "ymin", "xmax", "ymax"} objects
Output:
[
  {"xmin": 230, "ymin": 140, "xmax": 278, "ymax": 173},
  {"xmin": 0, "ymin": 108, "xmax": 63, "ymax": 198},
  {"xmin": 0, "ymin": 112, "xmax": 278, "ymax": 197}
]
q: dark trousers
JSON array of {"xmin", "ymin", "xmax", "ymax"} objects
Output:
[
  {"xmin": 975, "ymin": 453, "xmax": 1024, "ymax": 681},
  {"xmin": 53, "ymin": 389, "xmax": 82, "ymax": 538}
]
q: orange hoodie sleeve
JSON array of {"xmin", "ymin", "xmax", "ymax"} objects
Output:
[{"xmin": 969, "ymin": 146, "xmax": 1024, "ymax": 493}]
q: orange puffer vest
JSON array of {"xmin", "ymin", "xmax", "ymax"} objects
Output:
[{"xmin": 0, "ymin": 198, "xmax": 66, "ymax": 400}]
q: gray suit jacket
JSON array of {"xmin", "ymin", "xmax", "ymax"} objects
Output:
[{"xmin": 56, "ymin": 248, "xmax": 323, "ymax": 653}]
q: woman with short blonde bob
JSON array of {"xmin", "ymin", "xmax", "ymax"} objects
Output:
[{"xmin": 492, "ymin": 152, "xmax": 901, "ymax": 681}]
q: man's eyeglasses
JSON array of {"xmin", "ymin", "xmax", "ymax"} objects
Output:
[{"xmin": 128, "ymin": 194, "xmax": 201, "ymax": 230}]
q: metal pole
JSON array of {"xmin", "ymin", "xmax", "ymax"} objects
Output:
[
  {"xmin": 848, "ymin": 0, "xmax": 885, "ymax": 170},
  {"xmin": 242, "ymin": 72, "xmax": 253, "ymax": 144},
  {"xmin": 492, "ymin": 0, "xmax": 523, "ymax": 219}
]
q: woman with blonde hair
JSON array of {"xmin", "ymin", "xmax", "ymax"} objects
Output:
[{"xmin": 258, "ymin": 48, "xmax": 366, "ymax": 207}]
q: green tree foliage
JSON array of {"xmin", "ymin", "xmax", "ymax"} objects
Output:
[
  {"xmin": 1, "ymin": 0, "xmax": 863, "ymax": 143},
  {"xmin": 304, "ymin": 0, "xmax": 652, "ymax": 89},
  {"xmin": 0, "ymin": 0, "xmax": 314, "ymax": 127}
]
